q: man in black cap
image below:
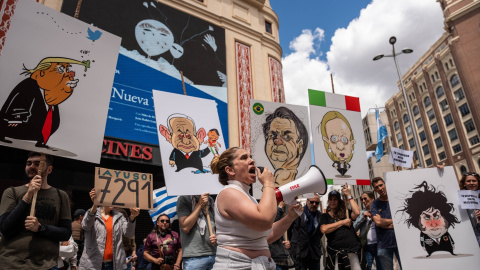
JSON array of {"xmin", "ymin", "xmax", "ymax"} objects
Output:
[
  {"xmin": 72, "ymin": 209, "xmax": 85, "ymax": 261},
  {"xmin": 290, "ymin": 194, "xmax": 323, "ymax": 270}
]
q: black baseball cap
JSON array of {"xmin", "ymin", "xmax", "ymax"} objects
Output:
[{"xmin": 328, "ymin": 190, "xmax": 342, "ymax": 201}]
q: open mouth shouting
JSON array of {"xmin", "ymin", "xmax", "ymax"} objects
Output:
[{"xmin": 248, "ymin": 166, "xmax": 257, "ymax": 179}]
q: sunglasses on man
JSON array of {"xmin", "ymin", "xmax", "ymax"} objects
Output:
[
  {"xmin": 309, "ymin": 201, "xmax": 320, "ymax": 205},
  {"xmin": 158, "ymin": 219, "xmax": 170, "ymax": 223}
]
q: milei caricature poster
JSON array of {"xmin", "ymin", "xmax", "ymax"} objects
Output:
[
  {"xmin": 386, "ymin": 167, "xmax": 480, "ymax": 269},
  {"xmin": 309, "ymin": 89, "xmax": 370, "ymax": 185},
  {"xmin": 0, "ymin": 0, "xmax": 120, "ymax": 163}
]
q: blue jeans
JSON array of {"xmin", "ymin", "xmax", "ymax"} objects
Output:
[
  {"xmin": 49, "ymin": 267, "xmax": 58, "ymax": 270},
  {"xmin": 378, "ymin": 247, "xmax": 402, "ymax": 270},
  {"xmin": 276, "ymin": 265, "xmax": 289, "ymax": 270},
  {"xmin": 183, "ymin": 255, "xmax": 216, "ymax": 270},
  {"xmin": 102, "ymin": 261, "xmax": 114, "ymax": 270},
  {"xmin": 365, "ymin": 243, "xmax": 382, "ymax": 270}
]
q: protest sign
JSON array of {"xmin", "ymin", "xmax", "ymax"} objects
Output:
[
  {"xmin": 458, "ymin": 190, "xmax": 480, "ymax": 210},
  {"xmin": 94, "ymin": 167, "xmax": 153, "ymax": 209},
  {"xmin": 388, "ymin": 146, "xmax": 414, "ymax": 168}
]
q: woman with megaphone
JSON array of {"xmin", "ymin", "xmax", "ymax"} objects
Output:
[
  {"xmin": 210, "ymin": 147, "xmax": 302, "ymax": 270},
  {"xmin": 320, "ymin": 185, "xmax": 367, "ymax": 270}
]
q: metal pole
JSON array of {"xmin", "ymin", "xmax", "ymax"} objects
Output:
[{"xmin": 391, "ymin": 44, "xmax": 425, "ymax": 168}]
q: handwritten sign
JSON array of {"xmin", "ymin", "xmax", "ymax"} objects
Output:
[
  {"xmin": 458, "ymin": 190, "xmax": 480, "ymax": 209},
  {"xmin": 388, "ymin": 147, "xmax": 413, "ymax": 168},
  {"xmin": 95, "ymin": 167, "xmax": 153, "ymax": 209}
]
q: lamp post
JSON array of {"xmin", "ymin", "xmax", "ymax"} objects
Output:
[{"xmin": 373, "ymin": 36, "xmax": 424, "ymax": 168}]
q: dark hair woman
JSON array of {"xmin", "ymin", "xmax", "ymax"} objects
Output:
[
  {"xmin": 144, "ymin": 214, "xmax": 182, "ymax": 270},
  {"xmin": 210, "ymin": 147, "xmax": 302, "ymax": 270},
  {"xmin": 459, "ymin": 172, "xmax": 480, "ymax": 247}
]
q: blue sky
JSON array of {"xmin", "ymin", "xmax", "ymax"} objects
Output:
[{"xmin": 269, "ymin": 0, "xmax": 445, "ymax": 117}]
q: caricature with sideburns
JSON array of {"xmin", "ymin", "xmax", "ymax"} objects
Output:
[{"xmin": 319, "ymin": 111, "xmax": 356, "ymax": 177}]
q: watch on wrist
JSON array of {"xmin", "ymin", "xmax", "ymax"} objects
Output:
[{"xmin": 347, "ymin": 196, "xmax": 353, "ymax": 200}]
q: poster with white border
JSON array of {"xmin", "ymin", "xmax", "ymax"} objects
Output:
[
  {"xmin": 0, "ymin": 0, "xmax": 120, "ymax": 163},
  {"xmin": 309, "ymin": 89, "xmax": 370, "ymax": 185},
  {"xmin": 250, "ymin": 99, "xmax": 312, "ymax": 199},
  {"xmin": 153, "ymin": 91, "xmax": 224, "ymax": 195},
  {"xmin": 386, "ymin": 167, "xmax": 480, "ymax": 268}
]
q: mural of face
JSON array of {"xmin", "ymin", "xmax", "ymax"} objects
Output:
[
  {"xmin": 323, "ymin": 118, "xmax": 355, "ymax": 162},
  {"xmin": 135, "ymin": 19, "xmax": 182, "ymax": 58},
  {"xmin": 265, "ymin": 118, "xmax": 303, "ymax": 170},
  {"xmin": 32, "ymin": 63, "xmax": 78, "ymax": 106},
  {"xmin": 420, "ymin": 207, "xmax": 448, "ymax": 239},
  {"xmin": 169, "ymin": 117, "xmax": 200, "ymax": 153}
]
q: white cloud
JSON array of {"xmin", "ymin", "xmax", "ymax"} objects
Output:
[{"xmin": 282, "ymin": 0, "xmax": 445, "ymax": 116}]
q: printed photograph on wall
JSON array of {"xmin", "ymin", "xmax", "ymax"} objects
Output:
[
  {"xmin": 309, "ymin": 89, "xmax": 370, "ymax": 185},
  {"xmin": 0, "ymin": 0, "xmax": 120, "ymax": 163},
  {"xmin": 61, "ymin": 0, "xmax": 229, "ymax": 147},
  {"xmin": 153, "ymin": 91, "xmax": 225, "ymax": 195},
  {"xmin": 250, "ymin": 100, "xmax": 312, "ymax": 199},
  {"xmin": 386, "ymin": 167, "xmax": 480, "ymax": 268}
]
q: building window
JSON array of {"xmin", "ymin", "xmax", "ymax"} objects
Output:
[
  {"xmin": 445, "ymin": 62, "xmax": 449, "ymax": 70},
  {"xmin": 444, "ymin": 114, "xmax": 453, "ymax": 126},
  {"xmin": 454, "ymin": 88, "xmax": 464, "ymax": 101},
  {"xmin": 414, "ymin": 151, "xmax": 418, "ymax": 160},
  {"xmin": 403, "ymin": 114, "xmax": 409, "ymax": 124},
  {"xmin": 420, "ymin": 85, "xmax": 424, "ymax": 92},
  {"xmin": 438, "ymin": 151, "xmax": 446, "ymax": 160},
  {"xmin": 427, "ymin": 109, "xmax": 435, "ymax": 120},
  {"xmin": 470, "ymin": 135, "xmax": 480, "ymax": 146},
  {"xmin": 435, "ymin": 71, "xmax": 439, "ymax": 79},
  {"xmin": 420, "ymin": 131, "xmax": 426, "ymax": 141},
  {"xmin": 465, "ymin": 119, "xmax": 476, "ymax": 132},
  {"xmin": 434, "ymin": 137, "xmax": 443, "ymax": 148},
  {"xmin": 399, "ymin": 144, "xmax": 404, "ymax": 150},
  {"xmin": 431, "ymin": 74, "xmax": 435, "ymax": 82},
  {"xmin": 448, "ymin": 129, "xmax": 458, "ymax": 141},
  {"xmin": 460, "ymin": 165, "xmax": 467, "ymax": 174},
  {"xmin": 424, "ymin": 97, "xmax": 431, "ymax": 107},
  {"xmin": 423, "ymin": 82, "xmax": 427, "ymax": 89},
  {"xmin": 440, "ymin": 99, "xmax": 449, "ymax": 111},
  {"xmin": 409, "ymin": 138, "xmax": 415, "ymax": 148},
  {"xmin": 416, "ymin": 118, "xmax": 423, "ymax": 128},
  {"xmin": 459, "ymin": 103, "xmax": 470, "ymax": 116},
  {"xmin": 396, "ymin": 133, "xmax": 403, "ymax": 142},
  {"xmin": 412, "ymin": 92, "xmax": 415, "ymax": 99},
  {"xmin": 450, "ymin": 74, "xmax": 460, "ymax": 88},
  {"xmin": 394, "ymin": 121, "xmax": 399, "ymax": 131},
  {"xmin": 413, "ymin": 106, "xmax": 419, "ymax": 116},
  {"xmin": 449, "ymin": 59, "xmax": 454, "ymax": 67},
  {"xmin": 431, "ymin": 123, "xmax": 439, "ymax": 134},
  {"xmin": 265, "ymin": 21, "xmax": 273, "ymax": 34},
  {"xmin": 426, "ymin": 158, "xmax": 433, "ymax": 167},
  {"xmin": 453, "ymin": 144, "xmax": 462, "ymax": 154},
  {"xmin": 423, "ymin": 144, "xmax": 430, "ymax": 155},
  {"xmin": 436, "ymin": 86, "xmax": 444, "ymax": 98},
  {"xmin": 406, "ymin": 125, "xmax": 412, "ymax": 135},
  {"xmin": 399, "ymin": 103, "xmax": 403, "ymax": 109}
]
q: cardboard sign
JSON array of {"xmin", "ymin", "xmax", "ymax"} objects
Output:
[
  {"xmin": 389, "ymin": 147, "xmax": 414, "ymax": 168},
  {"xmin": 94, "ymin": 167, "xmax": 153, "ymax": 209},
  {"xmin": 458, "ymin": 190, "xmax": 480, "ymax": 209}
]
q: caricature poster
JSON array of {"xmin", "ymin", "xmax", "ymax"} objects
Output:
[
  {"xmin": 250, "ymin": 99, "xmax": 312, "ymax": 199},
  {"xmin": 61, "ymin": 0, "xmax": 229, "ymax": 147},
  {"xmin": 386, "ymin": 167, "xmax": 480, "ymax": 268},
  {"xmin": 152, "ymin": 91, "xmax": 225, "ymax": 195},
  {"xmin": 0, "ymin": 0, "xmax": 120, "ymax": 163},
  {"xmin": 309, "ymin": 89, "xmax": 370, "ymax": 185}
]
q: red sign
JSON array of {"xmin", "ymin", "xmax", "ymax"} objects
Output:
[{"xmin": 101, "ymin": 137, "xmax": 160, "ymax": 164}]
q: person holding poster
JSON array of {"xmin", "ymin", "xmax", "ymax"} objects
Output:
[
  {"xmin": 210, "ymin": 147, "xmax": 302, "ymax": 269},
  {"xmin": 370, "ymin": 177, "xmax": 402, "ymax": 270},
  {"xmin": 459, "ymin": 172, "xmax": 480, "ymax": 247},
  {"xmin": 320, "ymin": 188, "xmax": 366, "ymax": 270},
  {"xmin": 79, "ymin": 188, "xmax": 139, "ymax": 270},
  {"xmin": 0, "ymin": 152, "xmax": 71, "ymax": 270}
]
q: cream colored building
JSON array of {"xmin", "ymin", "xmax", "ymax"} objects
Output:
[{"xmin": 43, "ymin": 0, "xmax": 284, "ymax": 149}]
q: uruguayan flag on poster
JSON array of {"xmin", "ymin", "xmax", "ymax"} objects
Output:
[
  {"xmin": 148, "ymin": 187, "xmax": 178, "ymax": 224},
  {"xmin": 375, "ymin": 109, "xmax": 388, "ymax": 163}
]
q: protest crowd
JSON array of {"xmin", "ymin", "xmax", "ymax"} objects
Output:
[{"xmin": 0, "ymin": 151, "xmax": 479, "ymax": 269}]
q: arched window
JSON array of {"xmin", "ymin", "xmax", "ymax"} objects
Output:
[
  {"xmin": 413, "ymin": 106, "xmax": 419, "ymax": 116},
  {"xmin": 394, "ymin": 121, "xmax": 400, "ymax": 131},
  {"xmin": 450, "ymin": 74, "xmax": 460, "ymax": 88},
  {"xmin": 424, "ymin": 96, "xmax": 431, "ymax": 107},
  {"xmin": 436, "ymin": 86, "xmax": 444, "ymax": 98},
  {"xmin": 460, "ymin": 165, "xmax": 467, "ymax": 174},
  {"xmin": 403, "ymin": 114, "xmax": 409, "ymax": 124}
]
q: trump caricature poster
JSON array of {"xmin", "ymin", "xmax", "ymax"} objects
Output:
[
  {"xmin": 0, "ymin": 0, "xmax": 120, "ymax": 163},
  {"xmin": 309, "ymin": 89, "xmax": 370, "ymax": 185},
  {"xmin": 386, "ymin": 167, "xmax": 480, "ymax": 268},
  {"xmin": 250, "ymin": 100, "xmax": 312, "ymax": 199},
  {"xmin": 153, "ymin": 91, "xmax": 225, "ymax": 195}
]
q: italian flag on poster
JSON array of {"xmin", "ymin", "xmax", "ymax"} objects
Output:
[{"xmin": 309, "ymin": 89, "xmax": 370, "ymax": 186}]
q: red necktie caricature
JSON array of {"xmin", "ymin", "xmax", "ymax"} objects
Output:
[{"xmin": 42, "ymin": 106, "xmax": 53, "ymax": 144}]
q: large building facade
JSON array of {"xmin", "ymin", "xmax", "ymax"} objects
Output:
[{"xmin": 385, "ymin": 0, "xmax": 480, "ymax": 178}]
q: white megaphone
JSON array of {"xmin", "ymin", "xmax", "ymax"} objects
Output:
[{"xmin": 274, "ymin": 165, "xmax": 327, "ymax": 205}]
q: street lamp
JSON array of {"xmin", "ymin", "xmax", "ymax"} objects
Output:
[{"xmin": 373, "ymin": 36, "xmax": 424, "ymax": 168}]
